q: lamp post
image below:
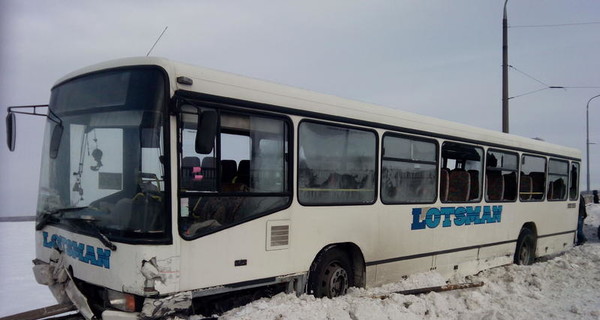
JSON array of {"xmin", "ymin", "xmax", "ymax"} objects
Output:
[
  {"xmin": 502, "ymin": 0, "xmax": 509, "ymax": 133},
  {"xmin": 586, "ymin": 94, "xmax": 600, "ymax": 192}
]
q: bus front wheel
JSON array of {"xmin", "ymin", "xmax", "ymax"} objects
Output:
[
  {"xmin": 514, "ymin": 228, "xmax": 536, "ymax": 265},
  {"xmin": 308, "ymin": 248, "xmax": 354, "ymax": 298}
]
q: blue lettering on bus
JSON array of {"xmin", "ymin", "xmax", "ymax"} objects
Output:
[
  {"xmin": 42, "ymin": 232, "xmax": 111, "ymax": 269},
  {"xmin": 411, "ymin": 205, "xmax": 502, "ymax": 230}
]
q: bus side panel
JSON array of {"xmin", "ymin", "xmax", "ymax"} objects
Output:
[{"xmin": 374, "ymin": 257, "xmax": 434, "ymax": 287}]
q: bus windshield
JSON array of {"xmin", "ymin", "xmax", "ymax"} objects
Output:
[{"xmin": 36, "ymin": 67, "xmax": 169, "ymax": 242}]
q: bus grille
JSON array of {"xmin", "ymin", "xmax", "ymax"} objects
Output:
[{"xmin": 270, "ymin": 225, "xmax": 289, "ymax": 247}]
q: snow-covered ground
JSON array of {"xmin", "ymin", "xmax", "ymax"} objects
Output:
[{"xmin": 1, "ymin": 205, "xmax": 599, "ymax": 319}]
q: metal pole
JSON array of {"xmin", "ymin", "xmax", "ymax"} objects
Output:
[
  {"xmin": 586, "ymin": 94, "xmax": 600, "ymax": 192},
  {"xmin": 502, "ymin": 0, "xmax": 509, "ymax": 133}
]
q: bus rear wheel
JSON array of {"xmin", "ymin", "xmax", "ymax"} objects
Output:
[
  {"xmin": 308, "ymin": 248, "xmax": 354, "ymax": 298},
  {"xmin": 514, "ymin": 228, "xmax": 536, "ymax": 265}
]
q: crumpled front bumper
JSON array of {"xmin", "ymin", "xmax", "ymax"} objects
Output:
[
  {"xmin": 32, "ymin": 250, "xmax": 192, "ymax": 320},
  {"xmin": 32, "ymin": 249, "xmax": 95, "ymax": 320}
]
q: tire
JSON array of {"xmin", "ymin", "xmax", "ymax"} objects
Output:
[
  {"xmin": 308, "ymin": 248, "xmax": 354, "ymax": 298},
  {"xmin": 514, "ymin": 228, "xmax": 536, "ymax": 265}
]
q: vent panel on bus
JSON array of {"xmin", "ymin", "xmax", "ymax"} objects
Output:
[{"xmin": 266, "ymin": 220, "xmax": 290, "ymax": 250}]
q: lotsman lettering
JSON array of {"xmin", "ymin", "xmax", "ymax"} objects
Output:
[
  {"xmin": 409, "ymin": 205, "xmax": 503, "ymax": 230},
  {"xmin": 441, "ymin": 207, "xmax": 454, "ymax": 227},
  {"xmin": 411, "ymin": 208, "xmax": 426, "ymax": 230},
  {"xmin": 425, "ymin": 208, "xmax": 441, "ymax": 228},
  {"xmin": 454, "ymin": 207, "xmax": 467, "ymax": 226}
]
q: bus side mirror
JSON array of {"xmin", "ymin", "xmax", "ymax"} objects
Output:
[
  {"xmin": 195, "ymin": 111, "xmax": 217, "ymax": 154},
  {"xmin": 6, "ymin": 112, "xmax": 16, "ymax": 151}
]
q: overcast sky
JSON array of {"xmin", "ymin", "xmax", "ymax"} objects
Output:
[{"xmin": 1, "ymin": 1, "xmax": 599, "ymax": 216}]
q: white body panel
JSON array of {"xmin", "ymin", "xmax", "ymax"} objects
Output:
[{"xmin": 40, "ymin": 57, "xmax": 581, "ymax": 303}]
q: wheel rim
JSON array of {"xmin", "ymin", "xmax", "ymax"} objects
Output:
[{"xmin": 325, "ymin": 263, "xmax": 349, "ymax": 297}]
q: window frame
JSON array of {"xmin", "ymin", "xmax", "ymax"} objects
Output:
[
  {"xmin": 176, "ymin": 100, "xmax": 294, "ymax": 240},
  {"xmin": 440, "ymin": 141, "xmax": 484, "ymax": 203},
  {"xmin": 519, "ymin": 154, "xmax": 548, "ymax": 202},
  {"xmin": 569, "ymin": 161, "xmax": 580, "ymax": 201},
  {"xmin": 380, "ymin": 132, "xmax": 439, "ymax": 205},
  {"xmin": 547, "ymin": 158, "xmax": 569, "ymax": 202},
  {"xmin": 297, "ymin": 119, "xmax": 379, "ymax": 206},
  {"xmin": 484, "ymin": 148, "xmax": 519, "ymax": 203}
]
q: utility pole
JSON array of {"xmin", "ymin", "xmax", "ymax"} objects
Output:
[{"xmin": 502, "ymin": 0, "xmax": 509, "ymax": 133}]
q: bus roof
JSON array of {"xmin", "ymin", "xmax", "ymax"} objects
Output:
[{"xmin": 55, "ymin": 57, "xmax": 581, "ymax": 160}]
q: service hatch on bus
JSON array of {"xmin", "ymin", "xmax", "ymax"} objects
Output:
[{"xmin": 5, "ymin": 57, "xmax": 581, "ymax": 319}]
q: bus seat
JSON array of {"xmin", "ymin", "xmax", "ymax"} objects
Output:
[
  {"xmin": 549, "ymin": 179, "xmax": 566, "ymax": 200},
  {"xmin": 468, "ymin": 170, "xmax": 479, "ymax": 200},
  {"xmin": 440, "ymin": 168, "xmax": 450, "ymax": 202},
  {"xmin": 200, "ymin": 157, "xmax": 217, "ymax": 190},
  {"xmin": 447, "ymin": 169, "xmax": 470, "ymax": 202},
  {"xmin": 503, "ymin": 172, "xmax": 517, "ymax": 201},
  {"xmin": 529, "ymin": 172, "xmax": 546, "ymax": 200},
  {"xmin": 486, "ymin": 171, "xmax": 504, "ymax": 201},
  {"xmin": 236, "ymin": 160, "xmax": 251, "ymax": 187},
  {"xmin": 181, "ymin": 156, "xmax": 201, "ymax": 189},
  {"xmin": 221, "ymin": 160, "xmax": 237, "ymax": 184},
  {"xmin": 519, "ymin": 174, "xmax": 533, "ymax": 201}
]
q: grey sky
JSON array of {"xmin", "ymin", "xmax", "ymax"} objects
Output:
[{"xmin": 1, "ymin": 1, "xmax": 599, "ymax": 216}]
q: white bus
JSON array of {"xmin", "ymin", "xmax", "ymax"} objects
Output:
[{"xmin": 7, "ymin": 57, "xmax": 581, "ymax": 319}]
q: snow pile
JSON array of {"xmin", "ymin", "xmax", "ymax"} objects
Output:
[
  {"xmin": 587, "ymin": 203, "xmax": 600, "ymax": 237},
  {"xmin": 1, "ymin": 205, "xmax": 598, "ymax": 319}
]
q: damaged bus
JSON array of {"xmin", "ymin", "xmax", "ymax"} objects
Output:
[{"xmin": 5, "ymin": 57, "xmax": 581, "ymax": 319}]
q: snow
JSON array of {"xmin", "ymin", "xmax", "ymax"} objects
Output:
[
  {"xmin": 0, "ymin": 221, "xmax": 56, "ymax": 317},
  {"xmin": 1, "ymin": 205, "xmax": 599, "ymax": 319}
]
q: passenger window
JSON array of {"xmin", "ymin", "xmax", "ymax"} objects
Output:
[
  {"xmin": 547, "ymin": 159, "xmax": 568, "ymax": 201},
  {"xmin": 440, "ymin": 142, "xmax": 483, "ymax": 202},
  {"xmin": 520, "ymin": 155, "xmax": 546, "ymax": 201},
  {"xmin": 178, "ymin": 105, "xmax": 291, "ymax": 238},
  {"xmin": 381, "ymin": 134, "xmax": 437, "ymax": 203},
  {"xmin": 569, "ymin": 162, "xmax": 580, "ymax": 201},
  {"xmin": 298, "ymin": 121, "xmax": 376, "ymax": 205},
  {"xmin": 485, "ymin": 150, "xmax": 518, "ymax": 202}
]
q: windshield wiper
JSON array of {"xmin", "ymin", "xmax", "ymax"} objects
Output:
[
  {"xmin": 36, "ymin": 206, "xmax": 89, "ymax": 230},
  {"xmin": 63, "ymin": 216, "xmax": 117, "ymax": 251}
]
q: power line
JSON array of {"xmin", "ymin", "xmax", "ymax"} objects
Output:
[
  {"xmin": 510, "ymin": 21, "xmax": 600, "ymax": 28},
  {"xmin": 509, "ymin": 87, "xmax": 549, "ymax": 100},
  {"xmin": 509, "ymin": 65, "xmax": 550, "ymax": 87},
  {"xmin": 508, "ymin": 66, "xmax": 600, "ymax": 99}
]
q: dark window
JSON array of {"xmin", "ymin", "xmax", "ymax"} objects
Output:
[
  {"xmin": 298, "ymin": 121, "xmax": 377, "ymax": 205},
  {"xmin": 520, "ymin": 155, "xmax": 546, "ymax": 201},
  {"xmin": 178, "ymin": 104, "xmax": 291, "ymax": 238},
  {"xmin": 569, "ymin": 162, "xmax": 580, "ymax": 201},
  {"xmin": 381, "ymin": 134, "xmax": 437, "ymax": 203},
  {"xmin": 547, "ymin": 159, "xmax": 569, "ymax": 201},
  {"xmin": 485, "ymin": 150, "xmax": 518, "ymax": 202},
  {"xmin": 440, "ymin": 142, "xmax": 483, "ymax": 202}
]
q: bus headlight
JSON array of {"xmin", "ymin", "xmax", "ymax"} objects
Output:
[{"xmin": 107, "ymin": 289, "xmax": 137, "ymax": 312}]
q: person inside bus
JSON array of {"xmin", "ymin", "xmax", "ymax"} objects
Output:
[{"xmin": 577, "ymin": 196, "xmax": 587, "ymax": 246}]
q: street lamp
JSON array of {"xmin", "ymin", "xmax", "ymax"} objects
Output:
[
  {"xmin": 502, "ymin": 0, "xmax": 509, "ymax": 133},
  {"xmin": 586, "ymin": 93, "xmax": 600, "ymax": 192}
]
